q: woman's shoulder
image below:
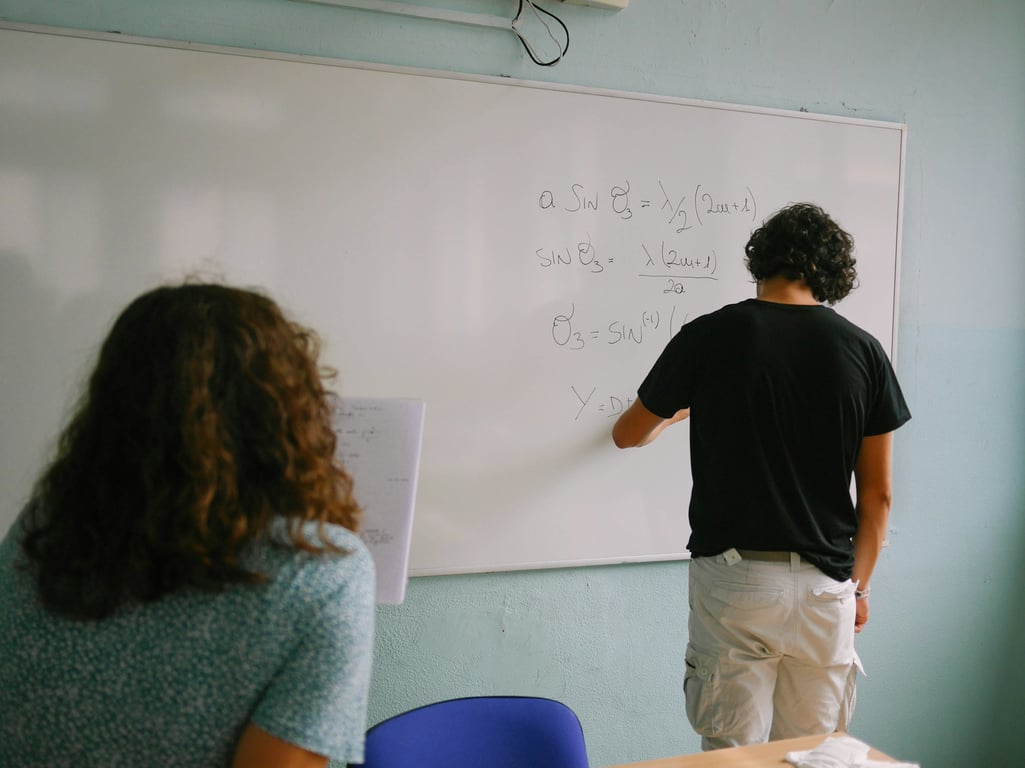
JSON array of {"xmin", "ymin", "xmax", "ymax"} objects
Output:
[
  {"xmin": 305, "ymin": 524, "xmax": 374, "ymax": 593},
  {"xmin": 256, "ymin": 520, "xmax": 374, "ymax": 599},
  {"xmin": 311, "ymin": 521, "xmax": 369, "ymax": 553},
  {"xmin": 263, "ymin": 517, "xmax": 366, "ymax": 553}
]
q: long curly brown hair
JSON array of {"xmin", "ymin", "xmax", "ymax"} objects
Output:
[
  {"xmin": 21, "ymin": 282, "xmax": 361, "ymax": 620},
  {"xmin": 744, "ymin": 202, "xmax": 858, "ymax": 304}
]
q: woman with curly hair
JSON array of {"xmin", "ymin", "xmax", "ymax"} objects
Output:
[
  {"xmin": 0, "ymin": 282, "xmax": 375, "ymax": 767},
  {"xmin": 613, "ymin": 203, "xmax": 910, "ymax": 750}
]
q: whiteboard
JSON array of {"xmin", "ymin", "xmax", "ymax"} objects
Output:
[{"xmin": 0, "ymin": 25, "xmax": 905, "ymax": 576}]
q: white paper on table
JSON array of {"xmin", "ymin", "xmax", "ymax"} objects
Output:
[{"xmin": 331, "ymin": 397, "xmax": 426, "ymax": 604}]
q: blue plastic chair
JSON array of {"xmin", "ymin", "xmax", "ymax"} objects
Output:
[{"xmin": 359, "ymin": 695, "xmax": 590, "ymax": 768}]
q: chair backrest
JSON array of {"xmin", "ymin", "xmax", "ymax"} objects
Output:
[{"xmin": 360, "ymin": 695, "xmax": 589, "ymax": 768}]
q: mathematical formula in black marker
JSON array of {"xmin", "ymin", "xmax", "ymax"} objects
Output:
[
  {"xmin": 537, "ymin": 180, "xmax": 757, "ymax": 230},
  {"xmin": 569, "ymin": 385, "xmax": 637, "ymax": 421},
  {"xmin": 535, "ymin": 232, "xmax": 611, "ymax": 274},
  {"xmin": 551, "ymin": 304, "xmax": 686, "ymax": 351},
  {"xmin": 531, "ymin": 178, "xmax": 745, "ymax": 424},
  {"xmin": 534, "ymin": 236, "xmax": 719, "ymax": 289}
]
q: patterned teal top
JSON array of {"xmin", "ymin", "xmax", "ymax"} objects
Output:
[{"xmin": 0, "ymin": 515, "xmax": 376, "ymax": 767}]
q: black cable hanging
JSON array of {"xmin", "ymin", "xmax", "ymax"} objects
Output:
[{"xmin": 513, "ymin": 0, "xmax": 570, "ymax": 66}]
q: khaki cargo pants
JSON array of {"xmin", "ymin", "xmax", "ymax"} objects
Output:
[{"xmin": 684, "ymin": 550, "xmax": 861, "ymax": 751}]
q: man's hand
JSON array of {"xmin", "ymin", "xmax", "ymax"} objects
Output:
[
  {"xmin": 612, "ymin": 400, "xmax": 689, "ymax": 448},
  {"xmin": 855, "ymin": 597, "xmax": 869, "ymax": 633}
]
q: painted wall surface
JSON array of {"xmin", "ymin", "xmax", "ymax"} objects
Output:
[{"xmin": 1, "ymin": 1, "xmax": 1023, "ymax": 766}]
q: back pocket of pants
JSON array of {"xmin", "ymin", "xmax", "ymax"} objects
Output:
[{"xmin": 804, "ymin": 580, "xmax": 857, "ymax": 665}]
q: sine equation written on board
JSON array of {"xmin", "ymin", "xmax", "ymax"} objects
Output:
[
  {"xmin": 537, "ymin": 179, "xmax": 758, "ymax": 230},
  {"xmin": 532, "ymin": 180, "xmax": 756, "ymax": 293},
  {"xmin": 531, "ymin": 179, "xmax": 758, "ymax": 424}
]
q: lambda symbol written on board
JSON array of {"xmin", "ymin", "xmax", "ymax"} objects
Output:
[
  {"xmin": 533, "ymin": 179, "xmax": 755, "ymax": 288},
  {"xmin": 535, "ymin": 235, "xmax": 718, "ymax": 291},
  {"xmin": 533, "ymin": 178, "xmax": 755, "ymax": 422},
  {"xmin": 536, "ymin": 180, "xmax": 757, "ymax": 229}
]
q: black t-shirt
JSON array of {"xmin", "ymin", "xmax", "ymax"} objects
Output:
[{"xmin": 638, "ymin": 298, "xmax": 911, "ymax": 580}]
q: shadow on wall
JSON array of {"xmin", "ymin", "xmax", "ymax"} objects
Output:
[
  {"xmin": 984, "ymin": 462, "xmax": 1025, "ymax": 765},
  {"xmin": 0, "ymin": 251, "xmax": 133, "ymax": 533}
]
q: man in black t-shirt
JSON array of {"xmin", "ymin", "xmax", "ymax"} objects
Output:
[{"xmin": 613, "ymin": 203, "xmax": 910, "ymax": 750}]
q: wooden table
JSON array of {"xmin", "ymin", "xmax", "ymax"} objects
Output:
[{"xmin": 607, "ymin": 734, "xmax": 897, "ymax": 767}]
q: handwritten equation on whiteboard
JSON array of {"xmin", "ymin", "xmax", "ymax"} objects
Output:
[
  {"xmin": 534, "ymin": 178, "xmax": 754, "ymax": 285},
  {"xmin": 331, "ymin": 396, "xmax": 426, "ymax": 604},
  {"xmin": 531, "ymin": 178, "xmax": 759, "ymax": 423}
]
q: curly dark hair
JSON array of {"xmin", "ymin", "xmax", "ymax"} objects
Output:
[
  {"xmin": 744, "ymin": 202, "xmax": 857, "ymax": 304},
  {"xmin": 21, "ymin": 282, "xmax": 361, "ymax": 620}
]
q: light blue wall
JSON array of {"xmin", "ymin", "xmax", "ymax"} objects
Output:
[{"xmin": 2, "ymin": 1, "xmax": 1023, "ymax": 766}]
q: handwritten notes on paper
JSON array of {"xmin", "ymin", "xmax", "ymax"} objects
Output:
[{"xmin": 332, "ymin": 397, "xmax": 426, "ymax": 604}]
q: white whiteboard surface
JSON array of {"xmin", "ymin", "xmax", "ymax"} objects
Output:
[
  {"xmin": 0, "ymin": 25, "xmax": 905, "ymax": 576},
  {"xmin": 332, "ymin": 397, "xmax": 425, "ymax": 604}
]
